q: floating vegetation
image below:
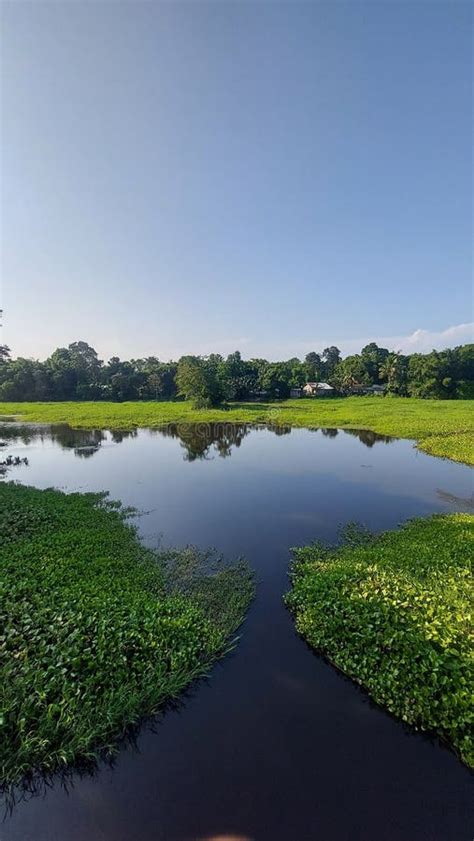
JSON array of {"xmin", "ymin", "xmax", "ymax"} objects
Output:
[
  {"xmin": 286, "ymin": 514, "xmax": 474, "ymax": 767},
  {"xmin": 0, "ymin": 482, "xmax": 254, "ymax": 790},
  {"xmin": 0, "ymin": 397, "xmax": 472, "ymax": 463}
]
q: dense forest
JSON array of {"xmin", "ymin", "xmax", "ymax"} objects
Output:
[{"xmin": 0, "ymin": 327, "xmax": 472, "ymax": 405}]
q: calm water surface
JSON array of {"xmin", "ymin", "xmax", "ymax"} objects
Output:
[{"xmin": 1, "ymin": 422, "xmax": 473, "ymax": 841}]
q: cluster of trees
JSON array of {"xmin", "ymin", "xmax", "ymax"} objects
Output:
[
  {"xmin": 333, "ymin": 342, "xmax": 474, "ymax": 399},
  {"xmin": 0, "ymin": 334, "xmax": 472, "ymax": 405}
]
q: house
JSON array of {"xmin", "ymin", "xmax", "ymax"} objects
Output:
[
  {"xmin": 302, "ymin": 382, "xmax": 335, "ymax": 396},
  {"xmin": 349, "ymin": 383, "xmax": 385, "ymax": 395},
  {"xmin": 367, "ymin": 384, "xmax": 385, "ymax": 395},
  {"xmin": 348, "ymin": 383, "xmax": 368, "ymax": 394},
  {"xmin": 249, "ymin": 390, "xmax": 270, "ymax": 401},
  {"xmin": 290, "ymin": 387, "xmax": 302, "ymax": 398}
]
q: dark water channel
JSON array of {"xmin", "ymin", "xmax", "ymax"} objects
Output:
[{"xmin": 1, "ymin": 422, "xmax": 473, "ymax": 841}]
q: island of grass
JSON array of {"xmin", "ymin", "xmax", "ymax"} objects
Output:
[
  {"xmin": 0, "ymin": 396, "xmax": 472, "ymax": 464},
  {"xmin": 0, "ymin": 482, "xmax": 254, "ymax": 789},
  {"xmin": 285, "ymin": 514, "xmax": 474, "ymax": 767}
]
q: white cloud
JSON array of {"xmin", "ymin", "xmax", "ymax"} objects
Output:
[
  {"xmin": 346, "ymin": 322, "xmax": 474, "ymax": 356},
  {"xmin": 7, "ymin": 323, "xmax": 473, "ymax": 363},
  {"xmin": 136, "ymin": 323, "xmax": 474, "ymax": 360},
  {"xmin": 257, "ymin": 322, "xmax": 474, "ymax": 360}
]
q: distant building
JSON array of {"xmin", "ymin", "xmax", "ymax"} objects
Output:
[
  {"xmin": 249, "ymin": 390, "xmax": 270, "ymax": 401},
  {"xmin": 367, "ymin": 384, "xmax": 385, "ymax": 395},
  {"xmin": 290, "ymin": 387, "xmax": 302, "ymax": 398},
  {"xmin": 349, "ymin": 383, "xmax": 385, "ymax": 395},
  {"xmin": 348, "ymin": 383, "xmax": 367, "ymax": 394},
  {"xmin": 302, "ymin": 382, "xmax": 335, "ymax": 396}
]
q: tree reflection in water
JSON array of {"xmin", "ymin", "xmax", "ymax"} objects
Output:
[
  {"xmin": 0, "ymin": 424, "xmax": 139, "ymax": 459},
  {"xmin": 158, "ymin": 423, "xmax": 251, "ymax": 461},
  {"xmin": 0, "ymin": 421, "xmax": 392, "ymax": 465},
  {"xmin": 342, "ymin": 428, "xmax": 393, "ymax": 447}
]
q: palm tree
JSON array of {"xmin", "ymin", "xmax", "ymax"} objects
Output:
[{"xmin": 379, "ymin": 352, "xmax": 405, "ymax": 393}]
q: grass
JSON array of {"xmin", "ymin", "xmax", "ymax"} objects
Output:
[
  {"xmin": 0, "ymin": 482, "xmax": 254, "ymax": 789},
  {"xmin": 285, "ymin": 514, "xmax": 474, "ymax": 767},
  {"xmin": 0, "ymin": 396, "xmax": 472, "ymax": 464}
]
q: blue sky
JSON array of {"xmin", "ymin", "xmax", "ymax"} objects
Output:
[{"xmin": 2, "ymin": 1, "xmax": 472, "ymax": 361}]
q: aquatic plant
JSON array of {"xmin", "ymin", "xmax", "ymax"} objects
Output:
[
  {"xmin": 286, "ymin": 514, "xmax": 474, "ymax": 766},
  {"xmin": 0, "ymin": 483, "xmax": 254, "ymax": 789},
  {"xmin": 0, "ymin": 396, "xmax": 472, "ymax": 463}
]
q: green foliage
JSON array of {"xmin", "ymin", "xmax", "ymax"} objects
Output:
[
  {"xmin": 176, "ymin": 355, "xmax": 225, "ymax": 407},
  {"xmin": 321, "ymin": 346, "xmax": 341, "ymax": 379},
  {"xmin": 304, "ymin": 351, "xmax": 323, "ymax": 382},
  {"xmin": 1, "ymin": 396, "xmax": 472, "ymax": 464},
  {"xmin": 1, "ymin": 337, "xmax": 472, "ymax": 402},
  {"xmin": 0, "ymin": 483, "xmax": 254, "ymax": 788},
  {"xmin": 285, "ymin": 514, "xmax": 474, "ymax": 767},
  {"xmin": 407, "ymin": 347, "xmax": 473, "ymax": 399}
]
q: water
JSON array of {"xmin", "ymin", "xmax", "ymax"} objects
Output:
[{"xmin": 1, "ymin": 422, "xmax": 473, "ymax": 841}]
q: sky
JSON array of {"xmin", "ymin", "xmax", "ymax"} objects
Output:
[{"xmin": 1, "ymin": 0, "xmax": 472, "ymax": 362}]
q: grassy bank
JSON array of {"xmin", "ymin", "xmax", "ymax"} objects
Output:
[
  {"xmin": 286, "ymin": 514, "xmax": 474, "ymax": 767},
  {"xmin": 0, "ymin": 397, "xmax": 472, "ymax": 464},
  {"xmin": 0, "ymin": 483, "xmax": 254, "ymax": 789}
]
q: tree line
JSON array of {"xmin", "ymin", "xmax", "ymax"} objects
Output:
[{"xmin": 0, "ymin": 330, "xmax": 472, "ymax": 405}]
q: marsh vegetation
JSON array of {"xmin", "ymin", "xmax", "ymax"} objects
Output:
[
  {"xmin": 0, "ymin": 482, "xmax": 254, "ymax": 789},
  {"xmin": 1, "ymin": 395, "xmax": 472, "ymax": 463},
  {"xmin": 286, "ymin": 514, "xmax": 474, "ymax": 767}
]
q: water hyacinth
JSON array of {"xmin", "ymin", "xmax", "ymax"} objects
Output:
[
  {"xmin": 0, "ymin": 483, "xmax": 254, "ymax": 789},
  {"xmin": 286, "ymin": 514, "xmax": 474, "ymax": 767}
]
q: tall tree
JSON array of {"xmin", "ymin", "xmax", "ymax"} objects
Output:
[
  {"xmin": 360, "ymin": 343, "xmax": 389, "ymax": 384},
  {"xmin": 379, "ymin": 352, "xmax": 408, "ymax": 394},
  {"xmin": 322, "ymin": 346, "xmax": 341, "ymax": 381},
  {"xmin": 176, "ymin": 356, "xmax": 224, "ymax": 407},
  {"xmin": 304, "ymin": 351, "xmax": 322, "ymax": 381}
]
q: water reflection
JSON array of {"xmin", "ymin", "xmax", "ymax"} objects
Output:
[
  {"xmin": 0, "ymin": 424, "xmax": 138, "ymax": 459},
  {"xmin": 0, "ymin": 420, "xmax": 394, "ymax": 464},
  {"xmin": 1, "ymin": 421, "xmax": 472, "ymax": 841},
  {"xmin": 0, "ymin": 453, "xmax": 29, "ymax": 476},
  {"xmin": 158, "ymin": 423, "xmax": 251, "ymax": 461},
  {"xmin": 305, "ymin": 427, "xmax": 393, "ymax": 446},
  {"xmin": 321, "ymin": 427, "xmax": 339, "ymax": 438},
  {"xmin": 110, "ymin": 429, "xmax": 138, "ymax": 444},
  {"xmin": 343, "ymin": 428, "xmax": 393, "ymax": 447}
]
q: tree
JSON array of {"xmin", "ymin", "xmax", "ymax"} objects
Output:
[
  {"xmin": 285, "ymin": 358, "xmax": 306, "ymax": 388},
  {"xmin": 176, "ymin": 356, "xmax": 224, "ymax": 407},
  {"xmin": 360, "ymin": 343, "xmax": 389, "ymax": 384},
  {"xmin": 258, "ymin": 362, "xmax": 292, "ymax": 398},
  {"xmin": 333, "ymin": 355, "xmax": 370, "ymax": 391},
  {"xmin": 0, "ymin": 357, "xmax": 51, "ymax": 401},
  {"xmin": 304, "ymin": 351, "xmax": 322, "ymax": 381},
  {"xmin": 379, "ymin": 352, "xmax": 408, "ymax": 394},
  {"xmin": 1, "ymin": 337, "xmax": 472, "ymax": 403},
  {"xmin": 46, "ymin": 348, "xmax": 78, "ymax": 399},
  {"xmin": 322, "ymin": 346, "xmax": 341, "ymax": 381},
  {"xmin": 454, "ymin": 344, "xmax": 474, "ymax": 398},
  {"xmin": 146, "ymin": 372, "xmax": 163, "ymax": 400},
  {"xmin": 407, "ymin": 351, "xmax": 455, "ymax": 398},
  {"xmin": 221, "ymin": 351, "xmax": 258, "ymax": 401}
]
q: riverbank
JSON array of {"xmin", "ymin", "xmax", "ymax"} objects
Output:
[
  {"xmin": 285, "ymin": 514, "xmax": 474, "ymax": 767},
  {"xmin": 0, "ymin": 397, "xmax": 473, "ymax": 464},
  {"xmin": 0, "ymin": 482, "xmax": 254, "ymax": 789}
]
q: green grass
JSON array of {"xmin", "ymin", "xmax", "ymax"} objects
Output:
[
  {"xmin": 285, "ymin": 514, "xmax": 474, "ymax": 767},
  {"xmin": 0, "ymin": 482, "xmax": 254, "ymax": 789},
  {"xmin": 0, "ymin": 396, "xmax": 472, "ymax": 464}
]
